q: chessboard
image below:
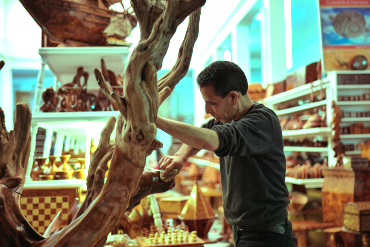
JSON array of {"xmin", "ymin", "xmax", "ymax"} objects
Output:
[
  {"xmin": 137, "ymin": 230, "xmax": 204, "ymax": 247},
  {"xmin": 20, "ymin": 196, "xmax": 69, "ymax": 235}
]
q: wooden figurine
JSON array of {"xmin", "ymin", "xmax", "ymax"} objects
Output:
[
  {"xmin": 40, "ymin": 87, "xmax": 58, "ymax": 112},
  {"xmin": 331, "ymin": 100, "xmax": 342, "ymax": 140}
]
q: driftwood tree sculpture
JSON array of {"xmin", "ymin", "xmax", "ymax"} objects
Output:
[{"xmin": 0, "ymin": 0, "xmax": 205, "ymax": 246}]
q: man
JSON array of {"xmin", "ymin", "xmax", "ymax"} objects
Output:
[{"xmin": 156, "ymin": 61, "xmax": 296, "ymax": 246}]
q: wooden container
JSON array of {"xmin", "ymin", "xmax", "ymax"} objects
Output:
[
  {"xmin": 158, "ymin": 196, "xmax": 188, "ymax": 219},
  {"xmin": 322, "ymin": 167, "xmax": 370, "ymax": 226},
  {"xmin": 343, "ymin": 201, "xmax": 370, "ymax": 232}
]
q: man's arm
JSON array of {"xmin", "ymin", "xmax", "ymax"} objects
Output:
[{"xmin": 156, "ymin": 116, "xmax": 219, "ymax": 151}]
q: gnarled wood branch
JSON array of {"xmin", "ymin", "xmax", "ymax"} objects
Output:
[
  {"xmin": 0, "ymin": 0, "xmax": 205, "ymax": 246},
  {"xmin": 0, "ymin": 104, "xmax": 43, "ymax": 247},
  {"xmin": 158, "ymin": 7, "xmax": 201, "ymax": 104}
]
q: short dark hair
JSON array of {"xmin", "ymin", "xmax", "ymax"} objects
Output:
[{"xmin": 196, "ymin": 61, "xmax": 248, "ymax": 98}]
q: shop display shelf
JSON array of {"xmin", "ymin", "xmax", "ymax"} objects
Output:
[
  {"xmin": 337, "ymin": 85, "xmax": 370, "ymax": 90},
  {"xmin": 285, "ymin": 177, "xmax": 324, "ymax": 188},
  {"xmin": 31, "ymin": 111, "xmax": 120, "ymax": 135},
  {"xmin": 275, "ymin": 100, "xmax": 327, "ymax": 116},
  {"xmin": 283, "ymin": 146, "xmax": 328, "ymax": 152},
  {"xmin": 341, "ymin": 117, "xmax": 370, "ymax": 122},
  {"xmin": 282, "ymin": 127, "xmax": 331, "ymax": 138},
  {"xmin": 32, "ymin": 111, "xmax": 120, "ymax": 123},
  {"xmin": 24, "ymin": 179, "xmax": 87, "ymax": 190},
  {"xmin": 340, "ymin": 134, "xmax": 370, "ymax": 139},
  {"xmin": 39, "ymin": 47, "xmax": 129, "ymax": 87},
  {"xmin": 337, "ymin": 101, "xmax": 370, "ymax": 106},
  {"xmin": 263, "ymin": 78, "xmax": 331, "ymax": 106},
  {"xmin": 345, "ymin": 150, "xmax": 361, "ymax": 156}
]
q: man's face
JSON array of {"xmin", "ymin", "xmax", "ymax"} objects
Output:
[{"xmin": 200, "ymin": 86, "xmax": 234, "ymax": 123}]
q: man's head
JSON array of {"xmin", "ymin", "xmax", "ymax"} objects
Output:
[
  {"xmin": 197, "ymin": 61, "xmax": 248, "ymax": 97},
  {"xmin": 197, "ymin": 61, "xmax": 249, "ymax": 123}
]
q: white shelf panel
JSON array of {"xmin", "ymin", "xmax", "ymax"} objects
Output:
[
  {"xmin": 39, "ymin": 47, "xmax": 130, "ymax": 88},
  {"xmin": 275, "ymin": 100, "xmax": 327, "ymax": 116},
  {"xmin": 331, "ymin": 71, "xmax": 370, "ymax": 75},
  {"xmin": 340, "ymin": 134, "xmax": 370, "ymax": 139},
  {"xmin": 263, "ymin": 78, "xmax": 330, "ymax": 105},
  {"xmin": 338, "ymin": 85, "xmax": 370, "ymax": 89},
  {"xmin": 32, "ymin": 111, "xmax": 120, "ymax": 123},
  {"xmin": 32, "ymin": 111, "xmax": 120, "ymax": 136},
  {"xmin": 285, "ymin": 177, "xmax": 324, "ymax": 188},
  {"xmin": 284, "ymin": 146, "xmax": 328, "ymax": 152},
  {"xmin": 337, "ymin": 101, "xmax": 370, "ymax": 106},
  {"xmin": 342, "ymin": 117, "xmax": 370, "ymax": 122},
  {"xmin": 24, "ymin": 179, "xmax": 87, "ymax": 190},
  {"xmin": 282, "ymin": 127, "xmax": 331, "ymax": 138},
  {"xmin": 345, "ymin": 150, "xmax": 361, "ymax": 155}
]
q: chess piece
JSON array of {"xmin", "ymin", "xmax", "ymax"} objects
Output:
[
  {"xmin": 56, "ymin": 154, "xmax": 73, "ymax": 180},
  {"xmin": 31, "ymin": 157, "xmax": 47, "ymax": 181},
  {"xmin": 40, "ymin": 155, "xmax": 58, "ymax": 180}
]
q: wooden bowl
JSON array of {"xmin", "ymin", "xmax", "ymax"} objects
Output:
[{"xmin": 39, "ymin": 174, "xmax": 54, "ymax": 180}]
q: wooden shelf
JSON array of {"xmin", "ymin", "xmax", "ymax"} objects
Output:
[
  {"xmin": 263, "ymin": 78, "xmax": 330, "ymax": 105},
  {"xmin": 337, "ymin": 101, "xmax": 370, "ymax": 106},
  {"xmin": 275, "ymin": 100, "xmax": 327, "ymax": 116},
  {"xmin": 285, "ymin": 177, "xmax": 324, "ymax": 188},
  {"xmin": 284, "ymin": 146, "xmax": 328, "ymax": 152},
  {"xmin": 282, "ymin": 127, "xmax": 331, "ymax": 138},
  {"xmin": 337, "ymin": 85, "xmax": 370, "ymax": 89},
  {"xmin": 340, "ymin": 134, "xmax": 370, "ymax": 139},
  {"xmin": 341, "ymin": 117, "xmax": 370, "ymax": 122}
]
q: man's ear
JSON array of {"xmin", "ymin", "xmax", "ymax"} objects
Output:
[{"xmin": 229, "ymin": 91, "xmax": 238, "ymax": 105}]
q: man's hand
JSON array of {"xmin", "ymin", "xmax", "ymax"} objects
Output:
[{"xmin": 159, "ymin": 154, "xmax": 185, "ymax": 182}]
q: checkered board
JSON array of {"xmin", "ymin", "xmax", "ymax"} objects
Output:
[{"xmin": 20, "ymin": 196, "xmax": 69, "ymax": 234}]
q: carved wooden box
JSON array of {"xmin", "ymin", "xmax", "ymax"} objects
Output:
[
  {"xmin": 158, "ymin": 196, "xmax": 188, "ymax": 219},
  {"xmin": 343, "ymin": 201, "xmax": 370, "ymax": 232}
]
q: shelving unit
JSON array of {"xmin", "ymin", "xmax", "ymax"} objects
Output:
[
  {"xmin": 335, "ymin": 71, "xmax": 370, "ymax": 160},
  {"xmin": 264, "ymin": 79, "xmax": 333, "ymax": 189},
  {"xmin": 263, "ymin": 71, "xmax": 370, "ymax": 188},
  {"xmin": 26, "ymin": 47, "xmax": 130, "ymax": 183}
]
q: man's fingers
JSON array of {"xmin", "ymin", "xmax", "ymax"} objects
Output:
[{"xmin": 158, "ymin": 155, "xmax": 167, "ymax": 165}]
